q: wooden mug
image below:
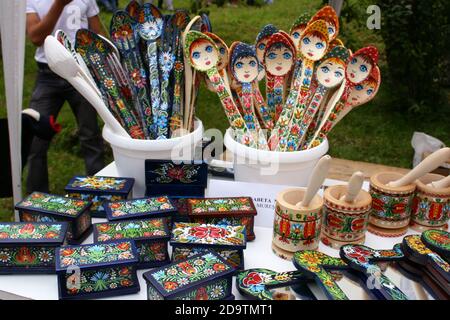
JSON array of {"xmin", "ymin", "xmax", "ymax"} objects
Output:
[
  {"xmin": 368, "ymin": 172, "xmax": 416, "ymax": 237},
  {"xmin": 410, "ymin": 173, "xmax": 449, "ymax": 232},
  {"xmin": 272, "ymin": 188, "xmax": 323, "ymax": 260},
  {"xmin": 321, "ymin": 185, "xmax": 372, "ymax": 249}
]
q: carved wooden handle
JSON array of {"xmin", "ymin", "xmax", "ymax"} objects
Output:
[
  {"xmin": 299, "ymin": 155, "xmax": 331, "ymax": 207},
  {"xmin": 388, "ymin": 147, "xmax": 450, "ymax": 187},
  {"xmin": 342, "ymin": 171, "xmax": 364, "ymax": 203}
]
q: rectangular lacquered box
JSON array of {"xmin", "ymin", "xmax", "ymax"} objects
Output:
[
  {"xmin": 0, "ymin": 222, "xmax": 68, "ymax": 274},
  {"xmin": 143, "ymin": 251, "xmax": 235, "ymax": 300},
  {"xmin": 15, "ymin": 192, "xmax": 92, "ymax": 244},
  {"xmin": 93, "ymin": 218, "xmax": 171, "ymax": 269},
  {"xmin": 55, "ymin": 241, "xmax": 140, "ymax": 300},
  {"xmin": 65, "ymin": 176, "xmax": 134, "ymax": 218}
]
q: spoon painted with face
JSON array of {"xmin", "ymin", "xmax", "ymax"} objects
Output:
[
  {"xmin": 288, "ymin": 12, "xmax": 312, "ymax": 88},
  {"xmin": 185, "ymin": 31, "xmax": 257, "ymax": 148},
  {"xmin": 263, "ymin": 32, "xmax": 296, "ymax": 125},
  {"xmin": 204, "ymin": 32, "xmax": 231, "ymax": 94},
  {"xmin": 331, "ymin": 65, "xmax": 381, "ymax": 131},
  {"xmin": 283, "ymin": 45, "xmax": 349, "ymax": 151},
  {"xmin": 307, "ymin": 46, "xmax": 379, "ymax": 149},
  {"xmin": 230, "ymin": 42, "xmax": 269, "ymax": 150},
  {"xmin": 137, "ymin": 3, "xmax": 166, "ymax": 139},
  {"xmin": 309, "ymin": 5, "xmax": 340, "ymax": 43},
  {"xmin": 271, "ymin": 20, "xmax": 329, "ymax": 151},
  {"xmin": 255, "ymin": 24, "xmax": 279, "ymax": 84}
]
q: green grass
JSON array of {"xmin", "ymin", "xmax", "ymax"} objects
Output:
[{"xmin": 0, "ymin": 0, "xmax": 449, "ymax": 221}]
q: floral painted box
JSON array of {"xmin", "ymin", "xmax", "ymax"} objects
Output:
[
  {"xmin": 104, "ymin": 196, "xmax": 177, "ymax": 222},
  {"xmin": 93, "ymin": 218, "xmax": 170, "ymax": 269},
  {"xmin": 55, "ymin": 241, "xmax": 140, "ymax": 300},
  {"xmin": 65, "ymin": 176, "xmax": 135, "ymax": 218},
  {"xmin": 170, "ymin": 222, "xmax": 247, "ymax": 270},
  {"xmin": 143, "ymin": 251, "xmax": 235, "ymax": 300},
  {"xmin": 145, "ymin": 160, "xmax": 208, "ymax": 197},
  {"xmin": 0, "ymin": 222, "xmax": 68, "ymax": 274},
  {"xmin": 15, "ymin": 192, "xmax": 92, "ymax": 244},
  {"xmin": 187, "ymin": 197, "xmax": 258, "ymax": 241}
]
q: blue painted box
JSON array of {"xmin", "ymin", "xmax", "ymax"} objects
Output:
[
  {"xmin": 104, "ymin": 196, "xmax": 177, "ymax": 222},
  {"xmin": 65, "ymin": 176, "xmax": 134, "ymax": 218},
  {"xmin": 55, "ymin": 241, "xmax": 140, "ymax": 300},
  {"xmin": 143, "ymin": 251, "xmax": 235, "ymax": 300},
  {"xmin": 93, "ymin": 218, "xmax": 171, "ymax": 269},
  {"xmin": 145, "ymin": 160, "xmax": 208, "ymax": 197},
  {"xmin": 0, "ymin": 222, "xmax": 68, "ymax": 274},
  {"xmin": 170, "ymin": 222, "xmax": 247, "ymax": 270},
  {"xmin": 15, "ymin": 192, "xmax": 92, "ymax": 244}
]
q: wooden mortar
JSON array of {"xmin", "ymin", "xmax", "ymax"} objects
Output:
[
  {"xmin": 368, "ymin": 172, "xmax": 416, "ymax": 237},
  {"xmin": 321, "ymin": 185, "xmax": 372, "ymax": 249},
  {"xmin": 410, "ymin": 173, "xmax": 449, "ymax": 232},
  {"xmin": 272, "ymin": 187, "xmax": 323, "ymax": 260}
]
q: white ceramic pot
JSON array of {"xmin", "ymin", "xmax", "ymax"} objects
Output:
[
  {"xmin": 223, "ymin": 128, "xmax": 329, "ymax": 186},
  {"xmin": 102, "ymin": 120, "xmax": 204, "ymax": 197}
]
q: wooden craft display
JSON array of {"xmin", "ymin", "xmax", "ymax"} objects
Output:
[
  {"xmin": 272, "ymin": 156, "xmax": 330, "ymax": 259},
  {"xmin": 322, "ymin": 172, "xmax": 372, "ymax": 249},
  {"xmin": 410, "ymin": 174, "xmax": 450, "ymax": 232},
  {"xmin": 368, "ymin": 172, "xmax": 416, "ymax": 237}
]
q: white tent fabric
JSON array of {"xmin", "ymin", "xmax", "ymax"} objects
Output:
[{"xmin": 0, "ymin": 0, "xmax": 26, "ymax": 220}]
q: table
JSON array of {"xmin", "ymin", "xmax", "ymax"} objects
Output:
[{"xmin": 0, "ymin": 162, "xmax": 443, "ymax": 300}]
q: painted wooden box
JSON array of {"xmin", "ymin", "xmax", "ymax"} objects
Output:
[
  {"xmin": 105, "ymin": 196, "xmax": 177, "ymax": 222},
  {"xmin": 55, "ymin": 241, "xmax": 140, "ymax": 300},
  {"xmin": 65, "ymin": 176, "xmax": 135, "ymax": 218},
  {"xmin": 145, "ymin": 160, "xmax": 208, "ymax": 197},
  {"xmin": 143, "ymin": 251, "xmax": 235, "ymax": 300},
  {"xmin": 0, "ymin": 222, "xmax": 68, "ymax": 274},
  {"xmin": 170, "ymin": 222, "xmax": 247, "ymax": 270},
  {"xmin": 93, "ymin": 218, "xmax": 170, "ymax": 269},
  {"xmin": 187, "ymin": 197, "xmax": 258, "ymax": 241},
  {"xmin": 15, "ymin": 192, "xmax": 92, "ymax": 244}
]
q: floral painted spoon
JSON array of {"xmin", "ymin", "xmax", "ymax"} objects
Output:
[
  {"xmin": 185, "ymin": 31, "xmax": 256, "ymax": 148},
  {"xmin": 283, "ymin": 46, "xmax": 349, "ymax": 151},
  {"xmin": 75, "ymin": 29, "xmax": 145, "ymax": 139},
  {"xmin": 229, "ymin": 42, "xmax": 269, "ymax": 150},
  {"xmin": 293, "ymin": 250, "xmax": 349, "ymax": 300},
  {"xmin": 110, "ymin": 11, "xmax": 152, "ymax": 138},
  {"xmin": 125, "ymin": 0, "xmax": 141, "ymax": 21},
  {"xmin": 204, "ymin": 32, "xmax": 231, "ymax": 95},
  {"xmin": 137, "ymin": 3, "xmax": 166, "ymax": 139},
  {"xmin": 307, "ymin": 46, "xmax": 379, "ymax": 149},
  {"xmin": 236, "ymin": 268, "xmax": 312, "ymax": 300},
  {"xmin": 340, "ymin": 244, "xmax": 408, "ymax": 300},
  {"xmin": 288, "ymin": 12, "xmax": 311, "ymax": 89},
  {"xmin": 263, "ymin": 32, "xmax": 296, "ymax": 124},
  {"xmin": 271, "ymin": 20, "xmax": 329, "ymax": 151}
]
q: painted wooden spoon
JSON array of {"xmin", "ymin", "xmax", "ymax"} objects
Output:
[
  {"xmin": 307, "ymin": 46, "xmax": 379, "ymax": 149},
  {"xmin": 204, "ymin": 32, "xmax": 232, "ymax": 95},
  {"xmin": 236, "ymin": 268, "xmax": 310, "ymax": 300},
  {"xmin": 421, "ymin": 230, "xmax": 450, "ymax": 262},
  {"xmin": 255, "ymin": 24, "xmax": 279, "ymax": 85},
  {"xmin": 184, "ymin": 31, "xmax": 256, "ymax": 148},
  {"xmin": 284, "ymin": 45, "xmax": 349, "ymax": 151},
  {"xmin": 387, "ymin": 147, "xmax": 450, "ymax": 187},
  {"xmin": 293, "ymin": 250, "xmax": 349, "ymax": 300},
  {"xmin": 263, "ymin": 32, "xmax": 296, "ymax": 124},
  {"xmin": 44, "ymin": 35, "xmax": 129, "ymax": 138},
  {"xmin": 75, "ymin": 29, "xmax": 145, "ymax": 139},
  {"xmin": 125, "ymin": 0, "xmax": 141, "ymax": 21},
  {"xmin": 309, "ymin": 5, "xmax": 340, "ymax": 43},
  {"xmin": 229, "ymin": 42, "xmax": 269, "ymax": 150},
  {"xmin": 110, "ymin": 10, "xmax": 152, "ymax": 138},
  {"xmin": 296, "ymin": 154, "xmax": 331, "ymax": 207},
  {"xmin": 137, "ymin": 3, "xmax": 166, "ymax": 139},
  {"xmin": 340, "ymin": 244, "xmax": 408, "ymax": 300},
  {"xmin": 274, "ymin": 20, "xmax": 329, "ymax": 151}
]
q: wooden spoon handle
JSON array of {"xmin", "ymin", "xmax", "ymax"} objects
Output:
[
  {"xmin": 429, "ymin": 175, "xmax": 450, "ymax": 189},
  {"xmin": 342, "ymin": 171, "xmax": 364, "ymax": 203},
  {"xmin": 299, "ymin": 155, "xmax": 331, "ymax": 207},
  {"xmin": 388, "ymin": 148, "xmax": 450, "ymax": 187}
]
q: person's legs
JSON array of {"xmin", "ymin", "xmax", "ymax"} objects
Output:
[
  {"xmin": 66, "ymin": 87, "xmax": 105, "ymax": 176},
  {"xmin": 26, "ymin": 69, "xmax": 66, "ymax": 193}
]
